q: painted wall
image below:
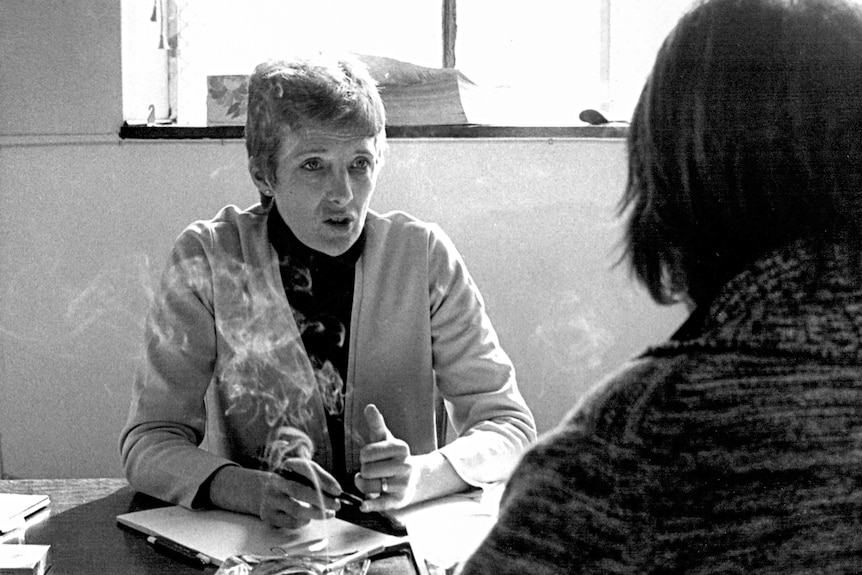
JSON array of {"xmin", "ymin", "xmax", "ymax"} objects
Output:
[{"xmin": 0, "ymin": 2, "xmax": 686, "ymax": 478}]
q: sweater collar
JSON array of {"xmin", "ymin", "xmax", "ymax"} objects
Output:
[
  {"xmin": 267, "ymin": 204, "xmax": 365, "ymax": 272},
  {"xmin": 666, "ymin": 241, "xmax": 862, "ymax": 362}
]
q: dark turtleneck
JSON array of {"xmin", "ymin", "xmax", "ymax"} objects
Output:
[{"xmin": 267, "ymin": 205, "xmax": 364, "ymax": 482}]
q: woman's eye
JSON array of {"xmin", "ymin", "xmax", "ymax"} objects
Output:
[
  {"xmin": 351, "ymin": 157, "xmax": 371, "ymax": 170},
  {"xmin": 301, "ymin": 159, "xmax": 323, "ymax": 171}
]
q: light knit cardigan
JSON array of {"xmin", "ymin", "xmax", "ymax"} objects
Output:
[
  {"xmin": 121, "ymin": 204, "xmax": 536, "ymax": 508},
  {"xmin": 462, "ymin": 241, "xmax": 862, "ymax": 574}
]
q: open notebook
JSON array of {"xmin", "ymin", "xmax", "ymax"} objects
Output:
[
  {"xmin": 116, "ymin": 505, "xmax": 408, "ymax": 568},
  {"xmin": 117, "ymin": 487, "xmax": 501, "ymax": 571}
]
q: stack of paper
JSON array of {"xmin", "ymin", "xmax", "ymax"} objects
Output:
[
  {"xmin": 0, "ymin": 495, "xmax": 50, "ymax": 544},
  {"xmin": 0, "ymin": 544, "xmax": 51, "ymax": 575}
]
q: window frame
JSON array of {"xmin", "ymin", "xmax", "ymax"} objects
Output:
[
  {"xmin": 120, "ymin": 0, "xmax": 629, "ymax": 141},
  {"xmin": 118, "ymin": 123, "xmax": 628, "ymax": 140}
]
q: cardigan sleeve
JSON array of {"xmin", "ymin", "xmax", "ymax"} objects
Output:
[
  {"xmin": 119, "ymin": 225, "xmax": 238, "ymax": 508},
  {"xmin": 426, "ymin": 224, "xmax": 537, "ymax": 485}
]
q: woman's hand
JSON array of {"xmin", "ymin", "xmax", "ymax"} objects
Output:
[
  {"xmin": 259, "ymin": 458, "xmax": 343, "ymax": 528},
  {"xmin": 354, "ymin": 404, "xmax": 420, "ymax": 511},
  {"xmin": 353, "ymin": 404, "xmax": 472, "ymax": 513},
  {"xmin": 208, "ymin": 462, "xmax": 342, "ymax": 529}
]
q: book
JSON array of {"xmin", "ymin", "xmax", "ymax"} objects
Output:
[
  {"xmin": 116, "ymin": 505, "xmax": 406, "ymax": 568},
  {"xmin": 357, "ymin": 54, "xmax": 509, "ymax": 126},
  {"xmin": 0, "ymin": 495, "xmax": 49, "ymax": 537},
  {"xmin": 0, "ymin": 544, "xmax": 51, "ymax": 575}
]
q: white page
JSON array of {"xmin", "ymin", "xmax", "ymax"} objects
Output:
[
  {"xmin": 0, "ymin": 493, "xmax": 50, "ymax": 532},
  {"xmin": 387, "ymin": 485, "xmax": 503, "ymax": 570}
]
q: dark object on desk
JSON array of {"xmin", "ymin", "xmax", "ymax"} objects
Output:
[
  {"xmin": 336, "ymin": 503, "xmax": 407, "ymax": 538},
  {"xmin": 277, "ymin": 469, "xmax": 364, "ymax": 507},
  {"xmin": 274, "ymin": 468, "xmax": 404, "ymax": 536},
  {"xmin": 276, "ymin": 466, "xmax": 406, "ymax": 536},
  {"xmin": 146, "ymin": 534, "xmax": 213, "ymax": 567}
]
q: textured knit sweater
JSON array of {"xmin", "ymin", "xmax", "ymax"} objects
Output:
[{"xmin": 461, "ymin": 241, "xmax": 862, "ymax": 574}]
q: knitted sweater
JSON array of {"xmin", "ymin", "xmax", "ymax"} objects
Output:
[{"xmin": 461, "ymin": 242, "xmax": 862, "ymax": 574}]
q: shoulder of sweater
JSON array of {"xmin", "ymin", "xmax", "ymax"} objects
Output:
[
  {"xmin": 365, "ymin": 209, "xmax": 455, "ymax": 249},
  {"xmin": 177, "ymin": 204, "xmax": 265, "ymax": 239},
  {"xmin": 366, "ymin": 209, "xmax": 436, "ymax": 232},
  {"xmin": 501, "ymin": 356, "xmax": 687, "ymax": 498},
  {"xmin": 543, "ymin": 354, "xmax": 694, "ymax": 449},
  {"xmin": 542, "ymin": 343, "xmax": 857, "ymax": 457},
  {"xmin": 173, "ymin": 204, "xmax": 267, "ymax": 248}
]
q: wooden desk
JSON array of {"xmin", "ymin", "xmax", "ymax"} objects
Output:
[{"xmin": 0, "ymin": 478, "xmax": 419, "ymax": 574}]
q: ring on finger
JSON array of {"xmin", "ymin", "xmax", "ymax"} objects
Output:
[{"xmin": 380, "ymin": 477, "xmax": 389, "ymax": 493}]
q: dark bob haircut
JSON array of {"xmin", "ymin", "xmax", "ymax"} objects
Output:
[{"xmin": 621, "ymin": 0, "xmax": 862, "ymax": 306}]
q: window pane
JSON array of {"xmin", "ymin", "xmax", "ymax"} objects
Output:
[
  {"xmin": 174, "ymin": 0, "xmax": 442, "ymax": 126},
  {"xmin": 608, "ymin": 0, "xmax": 694, "ymax": 121},
  {"xmin": 456, "ymin": 1, "xmax": 603, "ymax": 126},
  {"xmin": 123, "ymin": 0, "xmax": 712, "ymax": 129},
  {"xmin": 122, "ymin": 0, "xmax": 170, "ymax": 123}
]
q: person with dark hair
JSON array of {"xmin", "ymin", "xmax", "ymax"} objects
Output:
[
  {"xmin": 461, "ymin": 0, "xmax": 862, "ymax": 572},
  {"xmin": 120, "ymin": 54, "xmax": 535, "ymax": 529}
]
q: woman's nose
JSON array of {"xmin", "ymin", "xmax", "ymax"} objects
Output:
[{"xmin": 327, "ymin": 170, "xmax": 353, "ymax": 205}]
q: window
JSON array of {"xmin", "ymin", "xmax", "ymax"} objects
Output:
[{"xmin": 122, "ymin": 0, "xmax": 696, "ymax": 130}]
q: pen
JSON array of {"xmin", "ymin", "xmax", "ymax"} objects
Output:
[
  {"xmin": 278, "ymin": 469, "xmax": 364, "ymax": 507},
  {"xmin": 147, "ymin": 535, "xmax": 213, "ymax": 566}
]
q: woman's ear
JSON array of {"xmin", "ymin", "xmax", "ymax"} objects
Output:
[{"xmin": 248, "ymin": 158, "xmax": 272, "ymax": 196}]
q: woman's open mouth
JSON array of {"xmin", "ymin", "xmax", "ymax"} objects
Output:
[{"xmin": 324, "ymin": 215, "xmax": 353, "ymax": 230}]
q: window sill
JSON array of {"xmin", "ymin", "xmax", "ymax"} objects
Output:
[{"xmin": 118, "ymin": 123, "xmax": 628, "ymax": 140}]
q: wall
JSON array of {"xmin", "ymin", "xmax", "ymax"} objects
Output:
[
  {"xmin": 0, "ymin": 0, "xmax": 122, "ymax": 137},
  {"xmin": 0, "ymin": 2, "xmax": 686, "ymax": 479}
]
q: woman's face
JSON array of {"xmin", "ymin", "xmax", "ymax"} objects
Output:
[{"xmin": 263, "ymin": 125, "xmax": 383, "ymax": 256}]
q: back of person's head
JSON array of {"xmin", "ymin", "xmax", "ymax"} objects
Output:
[
  {"xmin": 245, "ymin": 54, "xmax": 387, "ymax": 207},
  {"xmin": 621, "ymin": 0, "xmax": 862, "ymax": 306}
]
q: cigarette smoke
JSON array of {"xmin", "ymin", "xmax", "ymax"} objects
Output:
[{"xmin": 153, "ymin": 252, "xmax": 352, "ymax": 471}]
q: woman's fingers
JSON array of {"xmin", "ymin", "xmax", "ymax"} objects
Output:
[
  {"xmin": 354, "ymin": 404, "xmax": 418, "ymax": 509},
  {"xmin": 258, "ymin": 464, "xmax": 343, "ymax": 528},
  {"xmin": 260, "ymin": 491, "xmax": 322, "ymax": 529},
  {"xmin": 353, "ymin": 467, "xmax": 407, "ymax": 496},
  {"xmin": 280, "ymin": 458, "xmax": 344, "ymax": 498},
  {"xmin": 359, "ymin": 439, "xmax": 410, "ymax": 464},
  {"xmin": 364, "ymin": 404, "xmax": 393, "ymax": 441}
]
